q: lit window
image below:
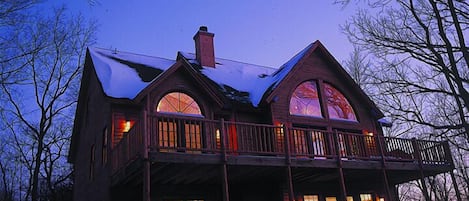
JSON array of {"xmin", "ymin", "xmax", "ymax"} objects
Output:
[
  {"xmin": 324, "ymin": 83, "xmax": 357, "ymax": 121},
  {"xmin": 360, "ymin": 194, "xmax": 372, "ymax": 201},
  {"xmin": 326, "ymin": 197, "xmax": 337, "ymax": 201},
  {"xmin": 304, "ymin": 195, "xmax": 319, "ymax": 201},
  {"xmin": 157, "ymin": 92, "xmax": 202, "ymax": 116},
  {"xmin": 290, "ymin": 81, "xmax": 323, "ymax": 117},
  {"xmin": 123, "ymin": 121, "xmax": 131, "ymax": 132}
]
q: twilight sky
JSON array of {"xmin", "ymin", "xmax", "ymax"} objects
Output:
[{"xmin": 45, "ymin": 0, "xmax": 358, "ymax": 68}]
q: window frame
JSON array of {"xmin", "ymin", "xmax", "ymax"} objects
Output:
[
  {"xmin": 289, "ymin": 80, "xmax": 358, "ymax": 123},
  {"xmin": 156, "ymin": 92, "xmax": 204, "ymax": 117}
]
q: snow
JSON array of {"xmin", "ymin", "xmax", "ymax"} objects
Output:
[
  {"xmin": 89, "ymin": 47, "xmax": 175, "ymax": 99},
  {"xmin": 180, "ymin": 43, "xmax": 313, "ymax": 106},
  {"xmin": 89, "ymin": 42, "xmax": 313, "ymax": 106}
]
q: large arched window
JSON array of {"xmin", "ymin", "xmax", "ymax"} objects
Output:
[
  {"xmin": 289, "ymin": 81, "xmax": 323, "ymax": 117},
  {"xmin": 156, "ymin": 92, "xmax": 203, "ymax": 153},
  {"xmin": 324, "ymin": 83, "xmax": 357, "ymax": 121},
  {"xmin": 156, "ymin": 92, "xmax": 202, "ymax": 116}
]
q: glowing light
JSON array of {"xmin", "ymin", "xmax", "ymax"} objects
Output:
[
  {"xmin": 367, "ymin": 132, "xmax": 374, "ymax": 136},
  {"xmin": 123, "ymin": 121, "xmax": 131, "ymax": 132},
  {"xmin": 216, "ymin": 129, "xmax": 220, "ymax": 139}
]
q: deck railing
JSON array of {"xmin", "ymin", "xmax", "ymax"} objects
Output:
[
  {"xmin": 111, "ymin": 121, "xmax": 143, "ymax": 173},
  {"xmin": 111, "ymin": 114, "xmax": 452, "ymax": 173}
]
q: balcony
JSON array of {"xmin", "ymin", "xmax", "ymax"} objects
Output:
[{"xmin": 110, "ymin": 114, "xmax": 453, "ymax": 184}]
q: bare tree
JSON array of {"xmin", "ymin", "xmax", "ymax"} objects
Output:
[
  {"xmin": 340, "ymin": 0, "xmax": 468, "ymax": 200},
  {"xmin": 0, "ymin": 5, "xmax": 96, "ymax": 201}
]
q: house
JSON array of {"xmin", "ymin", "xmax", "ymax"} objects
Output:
[{"xmin": 69, "ymin": 26, "xmax": 455, "ymax": 201}]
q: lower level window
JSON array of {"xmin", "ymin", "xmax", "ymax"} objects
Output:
[
  {"xmin": 325, "ymin": 196, "xmax": 354, "ymax": 201},
  {"xmin": 360, "ymin": 194, "xmax": 372, "ymax": 201},
  {"xmin": 304, "ymin": 195, "xmax": 319, "ymax": 201}
]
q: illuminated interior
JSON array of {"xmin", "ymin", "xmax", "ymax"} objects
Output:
[
  {"xmin": 324, "ymin": 83, "xmax": 357, "ymax": 121},
  {"xmin": 360, "ymin": 194, "xmax": 372, "ymax": 201},
  {"xmin": 290, "ymin": 81, "xmax": 323, "ymax": 117},
  {"xmin": 303, "ymin": 195, "xmax": 319, "ymax": 201},
  {"xmin": 157, "ymin": 92, "xmax": 202, "ymax": 116}
]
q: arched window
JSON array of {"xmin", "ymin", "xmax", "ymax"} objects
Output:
[
  {"xmin": 324, "ymin": 83, "xmax": 357, "ymax": 121},
  {"xmin": 156, "ymin": 92, "xmax": 203, "ymax": 153},
  {"xmin": 290, "ymin": 81, "xmax": 323, "ymax": 117},
  {"xmin": 157, "ymin": 92, "xmax": 202, "ymax": 116}
]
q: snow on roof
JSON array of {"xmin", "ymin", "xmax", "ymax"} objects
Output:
[
  {"xmin": 89, "ymin": 43, "xmax": 312, "ymax": 106},
  {"xmin": 89, "ymin": 47, "xmax": 176, "ymax": 99},
  {"xmin": 180, "ymin": 43, "xmax": 312, "ymax": 106}
]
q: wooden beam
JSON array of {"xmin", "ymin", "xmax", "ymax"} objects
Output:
[
  {"xmin": 333, "ymin": 130, "xmax": 347, "ymax": 201},
  {"xmin": 222, "ymin": 164, "xmax": 230, "ymax": 201},
  {"xmin": 450, "ymin": 171, "xmax": 462, "ymax": 201},
  {"xmin": 142, "ymin": 109, "xmax": 151, "ymax": 201},
  {"xmin": 286, "ymin": 166, "xmax": 294, "ymax": 201},
  {"xmin": 412, "ymin": 138, "xmax": 430, "ymax": 201}
]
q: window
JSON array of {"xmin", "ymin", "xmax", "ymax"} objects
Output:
[
  {"xmin": 360, "ymin": 194, "xmax": 372, "ymax": 201},
  {"xmin": 325, "ymin": 196, "xmax": 353, "ymax": 201},
  {"xmin": 304, "ymin": 195, "xmax": 319, "ymax": 201},
  {"xmin": 324, "ymin": 83, "xmax": 357, "ymax": 121},
  {"xmin": 326, "ymin": 197, "xmax": 337, "ymax": 201},
  {"xmin": 157, "ymin": 92, "xmax": 203, "ymax": 152},
  {"xmin": 157, "ymin": 92, "xmax": 202, "ymax": 116},
  {"xmin": 290, "ymin": 81, "xmax": 323, "ymax": 117}
]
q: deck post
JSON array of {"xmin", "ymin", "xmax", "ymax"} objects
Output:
[
  {"xmin": 332, "ymin": 130, "xmax": 347, "ymax": 201},
  {"xmin": 283, "ymin": 124, "xmax": 294, "ymax": 201},
  {"xmin": 412, "ymin": 138, "xmax": 430, "ymax": 201},
  {"xmin": 142, "ymin": 110, "xmax": 151, "ymax": 201},
  {"xmin": 443, "ymin": 141, "xmax": 462, "ymax": 201},
  {"xmin": 376, "ymin": 136, "xmax": 392, "ymax": 201},
  {"xmin": 220, "ymin": 119, "xmax": 230, "ymax": 201}
]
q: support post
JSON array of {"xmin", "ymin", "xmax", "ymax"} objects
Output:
[
  {"xmin": 283, "ymin": 124, "xmax": 294, "ymax": 201},
  {"xmin": 376, "ymin": 136, "xmax": 392, "ymax": 201},
  {"xmin": 332, "ymin": 130, "xmax": 347, "ymax": 201},
  {"xmin": 220, "ymin": 119, "xmax": 230, "ymax": 201},
  {"xmin": 142, "ymin": 110, "xmax": 151, "ymax": 201},
  {"xmin": 443, "ymin": 141, "xmax": 462, "ymax": 201},
  {"xmin": 412, "ymin": 138, "xmax": 430, "ymax": 201}
]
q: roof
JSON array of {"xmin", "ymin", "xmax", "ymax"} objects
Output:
[
  {"xmin": 88, "ymin": 43, "xmax": 313, "ymax": 106},
  {"xmin": 89, "ymin": 47, "xmax": 176, "ymax": 99}
]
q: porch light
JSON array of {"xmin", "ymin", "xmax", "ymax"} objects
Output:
[
  {"xmin": 123, "ymin": 121, "xmax": 131, "ymax": 133},
  {"xmin": 367, "ymin": 132, "xmax": 374, "ymax": 136}
]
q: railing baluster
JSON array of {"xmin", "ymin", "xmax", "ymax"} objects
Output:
[{"xmin": 110, "ymin": 114, "xmax": 452, "ymax": 175}]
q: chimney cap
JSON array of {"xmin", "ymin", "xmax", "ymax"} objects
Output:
[{"xmin": 199, "ymin": 26, "xmax": 208, "ymax": 32}]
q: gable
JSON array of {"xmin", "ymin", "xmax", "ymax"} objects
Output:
[
  {"xmin": 136, "ymin": 58, "xmax": 225, "ymax": 111},
  {"xmin": 266, "ymin": 41, "xmax": 384, "ymax": 119}
]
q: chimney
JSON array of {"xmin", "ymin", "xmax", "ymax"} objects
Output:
[{"xmin": 193, "ymin": 26, "xmax": 215, "ymax": 67}]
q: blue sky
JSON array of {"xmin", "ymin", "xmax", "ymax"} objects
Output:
[{"xmin": 46, "ymin": 0, "xmax": 357, "ymax": 68}]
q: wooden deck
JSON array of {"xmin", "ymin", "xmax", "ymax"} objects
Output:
[{"xmin": 110, "ymin": 114, "xmax": 453, "ymax": 186}]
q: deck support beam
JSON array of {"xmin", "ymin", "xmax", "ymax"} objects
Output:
[
  {"xmin": 143, "ymin": 110, "xmax": 151, "ymax": 201},
  {"xmin": 450, "ymin": 170, "xmax": 462, "ymax": 201},
  {"xmin": 283, "ymin": 124, "xmax": 295, "ymax": 201},
  {"xmin": 377, "ymin": 136, "xmax": 392, "ymax": 201},
  {"xmin": 220, "ymin": 119, "xmax": 230, "ymax": 201},
  {"xmin": 333, "ymin": 130, "xmax": 348, "ymax": 201},
  {"xmin": 222, "ymin": 164, "xmax": 230, "ymax": 201},
  {"xmin": 412, "ymin": 138, "xmax": 431, "ymax": 201}
]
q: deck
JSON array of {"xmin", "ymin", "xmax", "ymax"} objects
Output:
[{"xmin": 110, "ymin": 114, "xmax": 453, "ymax": 186}]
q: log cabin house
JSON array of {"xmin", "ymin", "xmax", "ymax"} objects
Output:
[{"xmin": 69, "ymin": 26, "xmax": 455, "ymax": 201}]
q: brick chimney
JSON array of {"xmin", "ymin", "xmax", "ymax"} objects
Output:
[{"xmin": 193, "ymin": 26, "xmax": 215, "ymax": 67}]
